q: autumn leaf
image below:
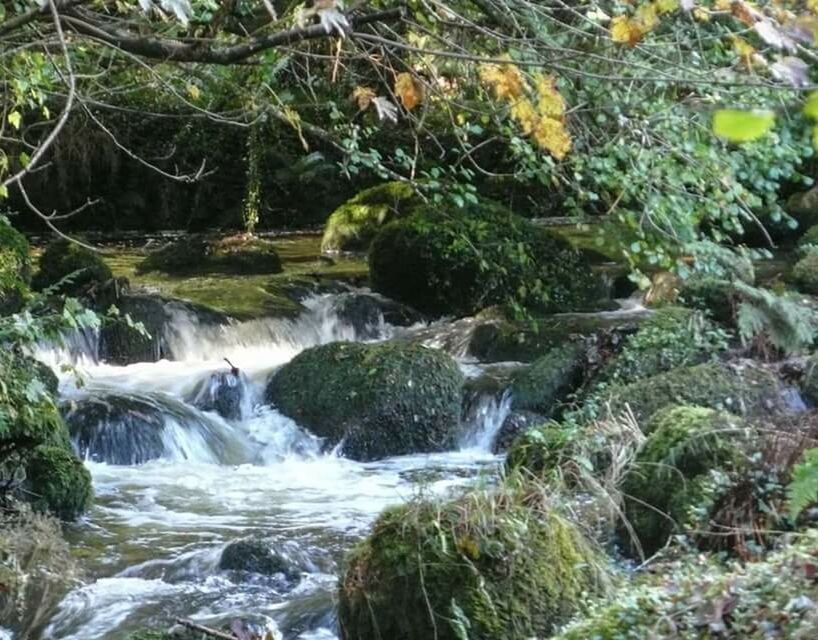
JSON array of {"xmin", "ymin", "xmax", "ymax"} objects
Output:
[
  {"xmin": 534, "ymin": 74, "xmax": 566, "ymax": 119},
  {"xmin": 654, "ymin": 0, "xmax": 679, "ymax": 15},
  {"xmin": 510, "ymin": 100, "xmax": 539, "ymax": 135},
  {"xmin": 712, "ymin": 109, "xmax": 775, "ymax": 143},
  {"xmin": 352, "ymin": 86, "xmax": 376, "ymax": 110},
  {"xmin": 635, "ymin": 3, "xmax": 659, "ymax": 29},
  {"xmin": 479, "ymin": 63, "xmax": 526, "ymax": 100},
  {"xmin": 7, "ymin": 111, "xmax": 21, "ymax": 130},
  {"xmin": 611, "ymin": 15, "xmax": 645, "ymax": 46},
  {"xmin": 731, "ymin": 36, "xmax": 756, "ymax": 68},
  {"xmin": 394, "ymin": 73, "xmax": 423, "ymax": 111},
  {"xmin": 533, "ymin": 118, "xmax": 572, "ymax": 160},
  {"xmin": 186, "ymin": 83, "xmax": 201, "ymax": 101}
]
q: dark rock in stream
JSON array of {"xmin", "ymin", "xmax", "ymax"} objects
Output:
[
  {"xmin": 189, "ymin": 369, "xmax": 247, "ymax": 420},
  {"xmin": 492, "ymin": 410, "xmax": 545, "ymax": 454},
  {"xmin": 332, "ymin": 291, "xmax": 421, "ymax": 338},
  {"xmin": 219, "ymin": 538, "xmax": 301, "ymax": 581},
  {"xmin": 99, "ymin": 293, "xmax": 231, "ymax": 365}
]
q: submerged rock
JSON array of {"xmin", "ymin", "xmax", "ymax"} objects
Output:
[
  {"xmin": 266, "ymin": 341, "xmax": 464, "ymax": 461},
  {"xmin": 189, "ymin": 368, "xmax": 247, "ymax": 421},
  {"xmin": 369, "ymin": 204, "xmax": 606, "ymax": 317},
  {"xmin": 338, "ymin": 487, "xmax": 609, "ymax": 640},
  {"xmin": 219, "ymin": 537, "xmax": 301, "ymax": 582},
  {"xmin": 332, "ymin": 291, "xmax": 420, "ymax": 338}
]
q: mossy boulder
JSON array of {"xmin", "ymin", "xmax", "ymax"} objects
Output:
[
  {"xmin": 798, "ymin": 223, "xmax": 818, "ymax": 248},
  {"xmin": 0, "ymin": 217, "xmax": 31, "ymax": 315},
  {"xmin": 369, "ymin": 204, "xmax": 605, "ymax": 317},
  {"xmin": 137, "ymin": 234, "xmax": 282, "ymax": 275},
  {"xmin": 621, "ymin": 405, "xmax": 745, "ymax": 556},
  {"xmin": 24, "ymin": 445, "xmax": 92, "ymax": 521},
  {"xmin": 801, "ymin": 355, "xmax": 818, "ymax": 405},
  {"xmin": 600, "ymin": 362, "xmax": 785, "ymax": 424},
  {"xmin": 787, "ymin": 186, "xmax": 818, "ymax": 228},
  {"xmin": 505, "ymin": 422, "xmax": 578, "ymax": 477},
  {"xmin": 321, "ymin": 181, "xmax": 418, "ymax": 253},
  {"xmin": 32, "ymin": 238, "xmax": 112, "ymax": 294},
  {"xmin": 510, "ymin": 342, "xmax": 587, "ymax": 414},
  {"xmin": 266, "ymin": 342, "xmax": 464, "ymax": 461},
  {"xmin": 219, "ymin": 537, "xmax": 300, "ymax": 581},
  {"xmin": 792, "ymin": 252, "xmax": 818, "ymax": 295},
  {"xmin": 338, "ymin": 486, "xmax": 608, "ymax": 640}
]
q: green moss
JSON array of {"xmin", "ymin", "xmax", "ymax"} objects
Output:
[
  {"xmin": 556, "ymin": 530, "xmax": 818, "ymax": 639},
  {"xmin": 510, "ymin": 342, "xmax": 586, "ymax": 414},
  {"xmin": 678, "ymin": 277, "xmax": 738, "ymax": 325},
  {"xmin": 137, "ymin": 234, "xmax": 282, "ymax": 276},
  {"xmin": 798, "ymin": 224, "xmax": 818, "ymax": 248},
  {"xmin": 369, "ymin": 203, "xmax": 605, "ymax": 317},
  {"xmin": 801, "ymin": 354, "xmax": 818, "ymax": 405},
  {"xmin": 621, "ymin": 405, "xmax": 745, "ymax": 556},
  {"xmin": 791, "ymin": 252, "xmax": 818, "ymax": 295},
  {"xmin": 0, "ymin": 217, "xmax": 31, "ymax": 315},
  {"xmin": 505, "ymin": 422, "xmax": 579, "ymax": 477},
  {"xmin": 321, "ymin": 181, "xmax": 418, "ymax": 253},
  {"xmin": 599, "ymin": 362, "xmax": 783, "ymax": 424},
  {"xmin": 32, "ymin": 239, "xmax": 112, "ymax": 294},
  {"xmin": 338, "ymin": 482, "xmax": 609, "ymax": 640},
  {"xmin": 25, "ymin": 445, "xmax": 92, "ymax": 521},
  {"xmin": 266, "ymin": 341, "xmax": 464, "ymax": 460}
]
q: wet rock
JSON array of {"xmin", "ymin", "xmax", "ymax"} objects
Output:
[
  {"xmin": 509, "ymin": 342, "xmax": 587, "ymax": 415},
  {"xmin": 190, "ymin": 369, "xmax": 246, "ymax": 421},
  {"xmin": 332, "ymin": 292, "xmax": 421, "ymax": 338},
  {"xmin": 99, "ymin": 293, "xmax": 231, "ymax": 365},
  {"xmin": 492, "ymin": 410, "xmax": 544, "ymax": 454},
  {"xmin": 266, "ymin": 341, "xmax": 464, "ymax": 461},
  {"xmin": 219, "ymin": 537, "xmax": 301, "ymax": 582}
]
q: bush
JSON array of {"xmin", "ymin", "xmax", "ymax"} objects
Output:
[
  {"xmin": 137, "ymin": 234, "xmax": 282, "ymax": 275},
  {"xmin": 32, "ymin": 238, "xmax": 112, "ymax": 294},
  {"xmin": 792, "ymin": 252, "xmax": 818, "ymax": 296},
  {"xmin": 266, "ymin": 341, "xmax": 464, "ymax": 460},
  {"xmin": 24, "ymin": 445, "xmax": 92, "ymax": 520},
  {"xmin": 369, "ymin": 203, "xmax": 605, "ymax": 316},
  {"xmin": 621, "ymin": 405, "xmax": 745, "ymax": 556},
  {"xmin": 0, "ymin": 216, "xmax": 31, "ymax": 315},
  {"xmin": 798, "ymin": 223, "xmax": 818, "ymax": 248},
  {"xmin": 321, "ymin": 181, "xmax": 418, "ymax": 253},
  {"xmin": 338, "ymin": 480, "xmax": 609, "ymax": 640}
]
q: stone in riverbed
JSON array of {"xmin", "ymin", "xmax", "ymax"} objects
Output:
[
  {"xmin": 189, "ymin": 369, "xmax": 246, "ymax": 421},
  {"xmin": 219, "ymin": 537, "xmax": 301, "ymax": 582},
  {"xmin": 265, "ymin": 341, "xmax": 464, "ymax": 461}
]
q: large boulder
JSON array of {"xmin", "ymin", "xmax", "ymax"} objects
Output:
[
  {"xmin": 0, "ymin": 217, "xmax": 31, "ymax": 315},
  {"xmin": 32, "ymin": 238, "xmax": 112, "ymax": 295},
  {"xmin": 369, "ymin": 204, "xmax": 605, "ymax": 317},
  {"xmin": 621, "ymin": 405, "xmax": 745, "ymax": 556},
  {"xmin": 509, "ymin": 342, "xmax": 587, "ymax": 415},
  {"xmin": 321, "ymin": 181, "xmax": 418, "ymax": 253},
  {"xmin": 137, "ymin": 234, "xmax": 282, "ymax": 275},
  {"xmin": 24, "ymin": 445, "xmax": 92, "ymax": 521},
  {"xmin": 598, "ymin": 361, "xmax": 787, "ymax": 424},
  {"xmin": 219, "ymin": 537, "xmax": 302, "ymax": 582},
  {"xmin": 338, "ymin": 487, "xmax": 609, "ymax": 640},
  {"xmin": 266, "ymin": 342, "xmax": 464, "ymax": 461}
]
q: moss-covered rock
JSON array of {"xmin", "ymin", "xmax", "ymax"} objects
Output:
[
  {"xmin": 801, "ymin": 355, "xmax": 818, "ymax": 405},
  {"xmin": 677, "ymin": 277, "xmax": 738, "ymax": 325},
  {"xmin": 510, "ymin": 342, "xmax": 587, "ymax": 414},
  {"xmin": 0, "ymin": 217, "xmax": 31, "ymax": 315},
  {"xmin": 0, "ymin": 503, "xmax": 78, "ymax": 637},
  {"xmin": 321, "ymin": 181, "xmax": 418, "ymax": 253},
  {"xmin": 369, "ymin": 204, "xmax": 605, "ymax": 317},
  {"xmin": 24, "ymin": 445, "xmax": 92, "ymax": 521},
  {"xmin": 137, "ymin": 234, "xmax": 282, "ymax": 275},
  {"xmin": 266, "ymin": 342, "xmax": 464, "ymax": 461},
  {"xmin": 32, "ymin": 238, "xmax": 112, "ymax": 294},
  {"xmin": 787, "ymin": 186, "xmax": 818, "ymax": 228},
  {"xmin": 621, "ymin": 405, "xmax": 745, "ymax": 556},
  {"xmin": 338, "ymin": 484, "xmax": 608, "ymax": 640},
  {"xmin": 505, "ymin": 422, "xmax": 578, "ymax": 477},
  {"xmin": 600, "ymin": 362, "xmax": 785, "ymax": 424},
  {"xmin": 792, "ymin": 252, "xmax": 818, "ymax": 295},
  {"xmin": 798, "ymin": 223, "xmax": 818, "ymax": 248}
]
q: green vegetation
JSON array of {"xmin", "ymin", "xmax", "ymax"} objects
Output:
[
  {"xmin": 266, "ymin": 341, "xmax": 464, "ymax": 461},
  {"xmin": 338, "ymin": 478, "xmax": 609, "ymax": 640},
  {"xmin": 791, "ymin": 252, "xmax": 818, "ymax": 295},
  {"xmin": 321, "ymin": 181, "xmax": 418, "ymax": 253},
  {"xmin": 24, "ymin": 445, "xmax": 92, "ymax": 520},
  {"xmin": 510, "ymin": 342, "xmax": 587, "ymax": 414},
  {"xmin": 0, "ymin": 217, "xmax": 31, "ymax": 315},
  {"xmin": 32, "ymin": 239, "xmax": 112, "ymax": 294},
  {"xmin": 138, "ymin": 234, "xmax": 282, "ymax": 276}
]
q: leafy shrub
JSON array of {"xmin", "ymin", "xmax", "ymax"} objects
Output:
[
  {"xmin": 792, "ymin": 252, "xmax": 818, "ymax": 295},
  {"xmin": 788, "ymin": 447, "xmax": 818, "ymax": 520}
]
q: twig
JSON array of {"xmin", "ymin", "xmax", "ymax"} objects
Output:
[{"xmin": 175, "ymin": 618, "xmax": 236, "ymax": 640}]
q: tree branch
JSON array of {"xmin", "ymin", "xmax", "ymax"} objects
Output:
[{"xmin": 59, "ymin": 7, "xmax": 405, "ymax": 64}]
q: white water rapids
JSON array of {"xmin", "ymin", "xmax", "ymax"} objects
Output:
[{"xmin": 35, "ymin": 294, "xmax": 511, "ymax": 640}]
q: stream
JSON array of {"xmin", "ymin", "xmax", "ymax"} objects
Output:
[{"xmin": 35, "ymin": 294, "xmax": 511, "ymax": 640}]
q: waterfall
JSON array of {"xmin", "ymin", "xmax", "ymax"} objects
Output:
[{"xmin": 460, "ymin": 389, "xmax": 513, "ymax": 452}]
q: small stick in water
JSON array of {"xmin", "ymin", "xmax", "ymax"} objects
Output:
[
  {"xmin": 223, "ymin": 357, "xmax": 240, "ymax": 377},
  {"xmin": 174, "ymin": 618, "xmax": 236, "ymax": 640}
]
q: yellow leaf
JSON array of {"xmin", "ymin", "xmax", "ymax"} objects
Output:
[
  {"xmin": 654, "ymin": 0, "xmax": 678, "ymax": 15},
  {"xmin": 611, "ymin": 15, "xmax": 644, "ymax": 45},
  {"xmin": 809, "ymin": 0, "xmax": 818, "ymax": 14},
  {"xmin": 813, "ymin": 124, "xmax": 818, "ymax": 150},
  {"xmin": 186, "ymin": 84, "xmax": 201, "ymax": 101},
  {"xmin": 714, "ymin": 0, "xmax": 731, "ymax": 10},
  {"xmin": 479, "ymin": 62, "xmax": 526, "ymax": 100},
  {"xmin": 804, "ymin": 92, "xmax": 818, "ymax": 120},
  {"xmin": 352, "ymin": 86, "xmax": 376, "ymax": 110},
  {"xmin": 394, "ymin": 72, "xmax": 423, "ymax": 111},
  {"xmin": 731, "ymin": 36, "xmax": 756, "ymax": 67},
  {"xmin": 635, "ymin": 3, "xmax": 659, "ymax": 29},
  {"xmin": 533, "ymin": 118, "xmax": 572, "ymax": 160},
  {"xmin": 534, "ymin": 75, "xmax": 566, "ymax": 119},
  {"xmin": 7, "ymin": 111, "xmax": 21, "ymax": 130},
  {"xmin": 693, "ymin": 7, "xmax": 711, "ymax": 21},
  {"xmin": 510, "ymin": 99, "xmax": 539, "ymax": 135}
]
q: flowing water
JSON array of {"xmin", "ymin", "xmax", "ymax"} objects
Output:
[{"xmin": 35, "ymin": 294, "xmax": 511, "ymax": 640}]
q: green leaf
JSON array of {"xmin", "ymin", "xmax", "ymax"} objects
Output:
[
  {"xmin": 804, "ymin": 92, "xmax": 818, "ymax": 121},
  {"xmin": 712, "ymin": 109, "xmax": 775, "ymax": 143},
  {"xmin": 7, "ymin": 111, "xmax": 21, "ymax": 130}
]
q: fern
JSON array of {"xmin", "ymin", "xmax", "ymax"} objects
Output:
[
  {"xmin": 733, "ymin": 281, "xmax": 817, "ymax": 355},
  {"xmin": 787, "ymin": 448, "xmax": 818, "ymax": 520}
]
